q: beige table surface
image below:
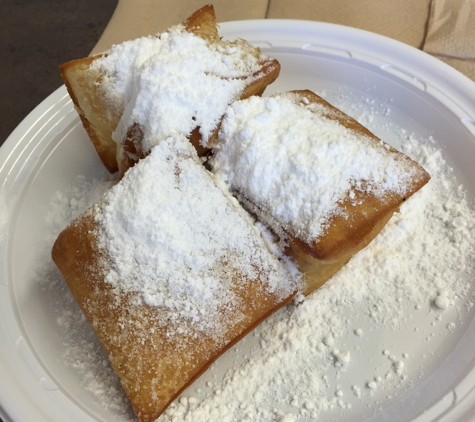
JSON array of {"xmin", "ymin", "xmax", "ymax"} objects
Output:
[{"xmin": 91, "ymin": 0, "xmax": 475, "ymax": 83}]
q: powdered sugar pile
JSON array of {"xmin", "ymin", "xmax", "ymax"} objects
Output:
[
  {"xmin": 94, "ymin": 136, "xmax": 299, "ymax": 338},
  {"xmin": 92, "ymin": 24, "xmax": 270, "ymax": 152},
  {"xmin": 211, "ymin": 93, "xmax": 427, "ymax": 243}
]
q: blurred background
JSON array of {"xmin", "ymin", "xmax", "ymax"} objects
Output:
[{"xmin": 0, "ymin": 0, "xmax": 118, "ymax": 146}]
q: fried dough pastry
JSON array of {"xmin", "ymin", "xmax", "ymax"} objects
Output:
[
  {"xmin": 52, "ymin": 137, "xmax": 298, "ymax": 422},
  {"xmin": 59, "ymin": 5, "xmax": 280, "ymax": 175},
  {"xmin": 211, "ymin": 90, "xmax": 430, "ymax": 294}
]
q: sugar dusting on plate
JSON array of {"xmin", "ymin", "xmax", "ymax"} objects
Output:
[{"xmin": 42, "ymin": 93, "xmax": 475, "ymax": 421}]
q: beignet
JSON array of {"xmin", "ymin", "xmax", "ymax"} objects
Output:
[
  {"xmin": 59, "ymin": 5, "xmax": 280, "ymax": 175},
  {"xmin": 210, "ymin": 90, "xmax": 430, "ymax": 294},
  {"xmin": 52, "ymin": 137, "xmax": 299, "ymax": 421}
]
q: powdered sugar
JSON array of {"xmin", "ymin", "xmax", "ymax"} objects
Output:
[
  {"xmin": 91, "ymin": 25, "xmax": 269, "ymax": 152},
  {"xmin": 159, "ymin": 133, "xmax": 475, "ymax": 421},
  {"xmin": 93, "ymin": 136, "xmax": 299, "ymax": 339},
  {"xmin": 39, "ymin": 98, "xmax": 475, "ymax": 421},
  {"xmin": 212, "ymin": 93, "xmax": 426, "ymax": 243}
]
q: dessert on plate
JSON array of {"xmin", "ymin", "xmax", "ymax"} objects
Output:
[
  {"xmin": 53, "ymin": 5, "xmax": 431, "ymax": 421},
  {"xmin": 210, "ymin": 90, "xmax": 430, "ymax": 294},
  {"xmin": 59, "ymin": 4, "xmax": 280, "ymax": 175},
  {"xmin": 52, "ymin": 136, "xmax": 299, "ymax": 422}
]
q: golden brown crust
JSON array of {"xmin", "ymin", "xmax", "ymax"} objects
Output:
[
  {"xmin": 182, "ymin": 4, "xmax": 219, "ymax": 42},
  {"xmin": 288, "ymin": 208, "xmax": 396, "ymax": 295},
  {"xmin": 52, "ymin": 210, "xmax": 295, "ymax": 422},
  {"xmin": 59, "ymin": 55, "xmax": 119, "ymax": 173}
]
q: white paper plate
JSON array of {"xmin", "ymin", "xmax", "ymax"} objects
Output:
[{"xmin": 1, "ymin": 20, "xmax": 475, "ymax": 422}]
